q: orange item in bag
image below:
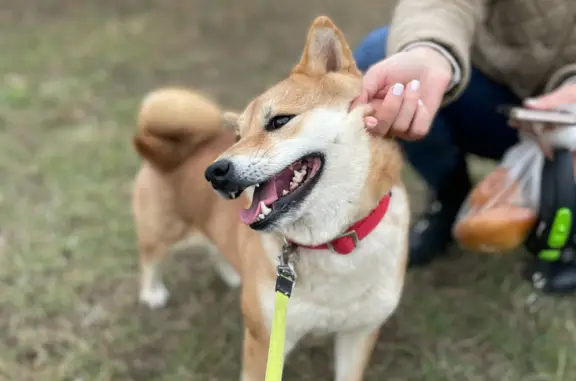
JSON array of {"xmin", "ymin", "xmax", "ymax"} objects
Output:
[
  {"xmin": 453, "ymin": 206, "xmax": 537, "ymax": 253},
  {"xmin": 453, "ymin": 168, "xmax": 538, "ymax": 253}
]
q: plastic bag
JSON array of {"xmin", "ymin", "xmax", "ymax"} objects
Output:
[{"xmin": 453, "ymin": 139, "xmax": 544, "ymax": 253}]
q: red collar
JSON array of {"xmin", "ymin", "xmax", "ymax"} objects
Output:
[{"xmin": 289, "ymin": 192, "xmax": 392, "ymax": 255}]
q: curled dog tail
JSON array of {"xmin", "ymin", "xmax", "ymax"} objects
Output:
[{"xmin": 133, "ymin": 87, "xmax": 224, "ymax": 171}]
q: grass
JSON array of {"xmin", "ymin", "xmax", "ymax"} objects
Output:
[{"xmin": 0, "ymin": 1, "xmax": 574, "ymax": 380}]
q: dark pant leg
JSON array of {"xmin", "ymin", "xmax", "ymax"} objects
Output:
[
  {"xmin": 353, "ymin": 26, "xmax": 521, "ymax": 191},
  {"xmin": 441, "ymin": 69, "xmax": 520, "ymax": 160}
]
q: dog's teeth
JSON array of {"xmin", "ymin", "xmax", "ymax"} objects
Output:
[
  {"xmin": 282, "ymin": 189, "xmax": 289, "ymax": 196},
  {"xmin": 258, "ymin": 213, "xmax": 265, "ymax": 220},
  {"xmin": 260, "ymin": 202, "xmax": 271, "ymax": 215},
  {"xmin": 292, "ymin": 170, "xmax": 304, "ymax": 183},
  {"xmin": 255, "ymin": 183, "xmax": 260, "ymax": 188},
  {"xmin": 290, "ymin": 181, "xmax": 298, "ymax": 190}
]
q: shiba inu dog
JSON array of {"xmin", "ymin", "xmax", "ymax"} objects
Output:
[{"xmin": 132, "ymin": 15, "xmax": 409, "ymax": 381}]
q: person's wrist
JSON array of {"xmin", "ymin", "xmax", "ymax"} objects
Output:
[
  {"xmin": 406, "ymin": 47, "xmax": 453, "ymax": 91},
  {"xmin": 403, "ymin": 45, "xmax": 457, "ymax": 93},
  {"xmin": 408, "ymin": 47, "xmax": 452, "ymax": 73}
]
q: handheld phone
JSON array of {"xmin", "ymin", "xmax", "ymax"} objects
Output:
[{"xmin": 498, "ymin": 105, "xmax": 576, "ymax": 125}]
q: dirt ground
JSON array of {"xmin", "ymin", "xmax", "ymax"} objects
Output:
[{"xmin": 0, "ymin": 0, "xmax": 575, "ymax": 380}]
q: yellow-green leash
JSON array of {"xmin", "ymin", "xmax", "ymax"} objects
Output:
[{"xmin": 264, "ymin": 241, "xmax": 296, "ymax": 381}]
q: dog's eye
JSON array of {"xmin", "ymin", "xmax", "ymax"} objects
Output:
[{"xmin": 265, "ymin": 115, "xmax": 296, "ymax": 131}]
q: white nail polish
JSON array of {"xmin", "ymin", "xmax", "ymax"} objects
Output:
[
  {"xmin": 410, "ymin": 80, "xmax": 420, "ymax": 91},
  {"xmin": 392, "ymin": 83, "xmax": 405, "ymax": 96},
  {"xmin": 524, "ymin": 98, "xmax": 537, "ymax": 106}
]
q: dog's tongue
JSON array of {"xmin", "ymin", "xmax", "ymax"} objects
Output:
[
  {"xmin": 239, "ymin": 170, "xmax": 293, "ymax": 224},
  {"xmin": 240, "ymin": 182, "xmax": 278, "ymax": 224}
]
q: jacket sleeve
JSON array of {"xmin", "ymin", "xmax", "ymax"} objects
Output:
[
  {"xmin": 386, "ymin": 0, "xmax": 489, "ymax": 104},
  {"xmin": 544, "ymin": 64, "xmax": 576, "ymax": 92}
]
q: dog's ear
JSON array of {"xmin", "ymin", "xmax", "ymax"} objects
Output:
[
  {"xmin": 292, "ymin": 16, "xmax": 360, "ymax": 77},
  {"xmin": 222, "ymin": 111, "xmax": 241, "ymax": 141}
]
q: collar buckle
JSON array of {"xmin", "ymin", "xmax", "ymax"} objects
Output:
[{"xmin": 327, "ymin": 230, "xmax": 359, "ymax": 253}]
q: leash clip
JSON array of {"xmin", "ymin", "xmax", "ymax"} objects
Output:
[{"xmin": 276, "ymin": 239, "xmax": 297, "ymax": 297}]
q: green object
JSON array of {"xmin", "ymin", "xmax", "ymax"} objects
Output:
[
  {"xmin": 547, "ymin": 208, "xmax": 572, "ymax": 248},
  {"xmin": 538, "ymin": 249, "xmax": 560, "ymax": 261},
  {"xmin": 538, "ymin": 208, "xmax": 572, "ymax": 261}
]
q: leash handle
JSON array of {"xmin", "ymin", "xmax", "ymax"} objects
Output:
[
  {"xmin": 264, "ymin": 290, "xmax": 290, "ymax": 381},
  {"xmin": 264, "ymin": 264, "xmax": 295, "ymax": 381}
]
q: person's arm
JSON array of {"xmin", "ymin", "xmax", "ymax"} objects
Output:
[{"xmin": 387, "ymin": 0, "xmax": 489, "ymax": 104}]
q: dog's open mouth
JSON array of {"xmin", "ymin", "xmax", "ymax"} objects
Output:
[{"xmin": 240, "ymin": 154, "xmax": 324, "ymax": 228}]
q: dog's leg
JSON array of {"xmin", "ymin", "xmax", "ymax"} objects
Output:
[
  {"xmin": 334, "ymin": 326, "xmax": 380, "ymax": 381},
  {"xmin": 208, "ymin": 246, "xmax": 241, "ymax": 287},
  {"xmin": 138, "ymin": 243, "xmax": 172, "ymax": 309},
  {"xmin": 136, "ymin": 218, "xmax": 186, "ymax": 309},
  {"xmin": 240, "ymin": 328, "xmax": 268, "ymax": 381},
  {"xmin": 133, "ymin": 168, "xmax": 189, "ymax": 309},
  {"xmin": 189, "ymin": 233, "xmax": 241, "ymax": 288},
  {"xmin": 240, "ymin": 328, "xmax": 299, "ymax": 381}
]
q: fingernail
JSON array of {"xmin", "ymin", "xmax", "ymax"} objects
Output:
[
  {"xmin": 410, "ymin": 80, "xmax": 420, "ymax": 91},
  {"xmin": 418, "ymin": 99, "xmax": 423, "ymax": 106},
  {"xmin": 364, "ymin": 116, "xmax": 377, "ymax": 127},
  {"xmin": 525, "ymin": 98, "xmax": 538, "ymax": 106},
  {"xmin": 392, "ymin": 83, "xmax": 405, "ymax": 96}
]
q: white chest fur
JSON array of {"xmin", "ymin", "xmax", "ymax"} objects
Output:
[{"xmin": 258, "ymin": 185, "xmax": 410, "ymax": 346}]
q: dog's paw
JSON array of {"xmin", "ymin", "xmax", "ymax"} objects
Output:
[{"xmin": 139, "ymin": 283, "xmax": 169, "ymax": 309}]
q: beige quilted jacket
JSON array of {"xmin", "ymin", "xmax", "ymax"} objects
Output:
[{"xmin": 387, "ymin": 0, "xmax": 576, "ymax": 102}]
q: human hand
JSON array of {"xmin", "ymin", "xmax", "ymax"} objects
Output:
[
  {"xmin": 350, "ymin": 46, "xmax": 453, "ymax": 140},
  {"xmin": 514, "ymin": 83, "xmax": 576, "ymax": 158},
  {"xmin": 525, "ymin": 83, "xmax": 576, "ymax": 110}
]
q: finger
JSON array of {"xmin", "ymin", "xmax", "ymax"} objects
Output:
[
  {"xmin": 507, "ymin": 119, "xmax": 522, "ymax": 128},
  {"xmin": 401, "ymin": 101, "xmax": 432, "ymax": 141},
  {"xmin": 374, "ymin": 87, "xmax": 389, "ymax": 99},
  {"xmin": 524, "ymin": 85, "xmax": 576, "ymax": 110},
  {"xmin": 513, "ymin": 122, "xmax": 555, "ymax": 159},
  {"xmin": 417, "ymin": 75, "xmax": 448, "ymax": 119},
  {"xmin": 369, "ymin": 83, "xmax": 405, "ymax": 135},
  {"xmin": 349, "ymin": 104, "xmax": 375, "ymax": 128},
  {"xmin": 537, "ymin": 139, "xmax": 554, "ymax": 159},
  {"xmin": 364, "ymin": 116, "xmax": 378, "ymax": 128},
  {"xmin": 515, "ymin": 121, "xmax": 536, "ymax": 140},
  {"xmin": 349, "ymin": 88, "xmax": 369, "ymax": 111},
  {"xmin": 391, "ymin": 80, "xmax": 420, "ymax": 135},
  {"xmin": 366, "ymin": 99, "xmax": 391, "ymax": 135},
  {"xmin": 362, "ymin": 64, "xmax": 389, "ymax": 100},
  {"xmin": 530, "ymin": 126, "xmax": 554, "ymax": 159}
]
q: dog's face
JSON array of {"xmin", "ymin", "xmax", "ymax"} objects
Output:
[{"xmin": 205, "ymin": 17, "xmax": 380, "ymax": 238}]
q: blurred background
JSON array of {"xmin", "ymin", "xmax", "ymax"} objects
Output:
[{"xmin": 0, "ymin": 1, "xmax": 574, "ymax": 380}]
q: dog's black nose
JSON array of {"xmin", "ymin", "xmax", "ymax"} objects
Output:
[{"xmin": 205, "ymin": 159, "xmax": 234, "ymax": 187}]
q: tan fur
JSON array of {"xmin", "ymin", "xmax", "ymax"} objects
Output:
[
  {"xmin": 132, "ymin": 87, "xmax": 274, "ymax": 307},
  {"xmin": 132, "ymin": 16, "xmax": 409, "ymax": 381},
  {"xmin": 133, "ymin": 88, "xmax": 225, "ymax": 172}
]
